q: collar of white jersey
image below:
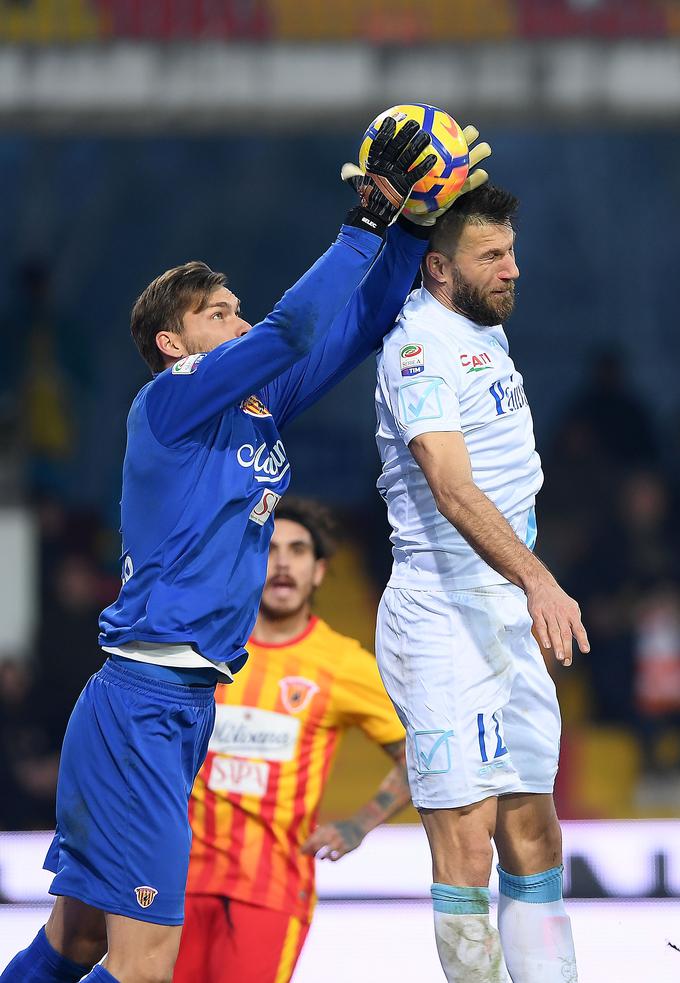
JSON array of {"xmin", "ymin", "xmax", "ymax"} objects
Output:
[{"xmin": 411, "ymin": 285, "xmax": 502, "ymax": 334}]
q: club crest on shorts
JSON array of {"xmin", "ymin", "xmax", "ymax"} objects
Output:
[
  {"xmin": 134, "ymin": 885, "xmax": 158, "ymax": 909},
  {"xmin": 414, "ymin": 729, "xmax": 454, "ymax": 775},
  {"xmin": 279, "ymin": 676, "xmax": 319, "ymax": 714},
  {"xmin": 241, "ymin": 394, "xmax": 271, "ymax": 417}
]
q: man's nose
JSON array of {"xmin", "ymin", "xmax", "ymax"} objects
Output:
[
  {"xmin": 238, "ymin": 319, "xmax": 253, "ymax": 338},
  {"xmin": 499, "ymin": 257, "xmax": 520, "ymax": 281}
]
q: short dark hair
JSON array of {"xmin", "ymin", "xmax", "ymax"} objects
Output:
[
  {"xmin": 130, "ymin": 261, "xmax": 226, "ymax": 374},
  {"xmin": 428, "ymin": 184, "xmax": 519, "ymax": 258},
  {"xmin": 275, "ymin": 496, "xmax": 337, "ymax": 560}
]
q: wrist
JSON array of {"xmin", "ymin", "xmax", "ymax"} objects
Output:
[
  {"xmin": 396, "ymin": 214, "xmax": 433, "ymax": 239},
  {"xmin": 344, "ymin": 206, "xmax": 388, "ymax": 239}
]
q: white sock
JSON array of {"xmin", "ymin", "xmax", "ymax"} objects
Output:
[
  {"xmin": 497, "ymin": 865, "xmax": 578, "ymax": 982},
  {"xmin": 431, "ymin": 884, "xmax": 508, "ymax": 982}
]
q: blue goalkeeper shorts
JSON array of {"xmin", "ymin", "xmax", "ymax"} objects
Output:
[{"xmin": 44, "ymin": 656, "xmax": 216, "ymax": 925}]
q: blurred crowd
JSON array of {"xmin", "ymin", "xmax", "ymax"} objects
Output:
[
  {"xmin": 540, "ymin": 351, "xmax": 680, "ymax": 779},
  {"xmin": 1, "ymin": 265, "xmax": 680, "ymax": 829}
]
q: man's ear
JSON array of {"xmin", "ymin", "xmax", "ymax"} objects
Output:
[
  {"xmin": 312, "ymin": 558, "xmax": 327, "ymax": 590},
  {"xmin": 424, "ymin": 251, "xmax": 450, "ymax": 284},
  {"xmin": 155, "ymin": 331, "xmax": 187, "ymax": 362}
]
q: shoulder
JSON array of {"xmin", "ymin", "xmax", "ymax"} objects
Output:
[{"xmin": 313, "ymin": 620, "xmax": 374, "ymax": 672}]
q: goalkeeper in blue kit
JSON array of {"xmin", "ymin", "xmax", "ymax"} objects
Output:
[{"xmin": 1, "ymin": 119, "xmax": 491, "ymax": 983}]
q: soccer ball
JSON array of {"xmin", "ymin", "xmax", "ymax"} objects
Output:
[{"xmin": 358, "ymin": 104, "xmax": 470, "ymax": 217}]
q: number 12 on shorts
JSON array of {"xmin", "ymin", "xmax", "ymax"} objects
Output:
[{"xmin": 477, "ymin": 711, "xmax": 508, "ymax": 763}]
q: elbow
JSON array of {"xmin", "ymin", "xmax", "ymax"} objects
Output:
[{"xmin": 432, "ymin": 480, "xmax": 475, "ymax": 521}]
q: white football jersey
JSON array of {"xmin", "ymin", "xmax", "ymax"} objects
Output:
[{"xmin": 375, "ymin": 286, "xmax": 543, "ymax": 590}]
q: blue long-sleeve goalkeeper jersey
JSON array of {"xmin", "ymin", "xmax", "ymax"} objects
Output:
[{"xmin": 99, "ymin": 222, "xmax": 427, "ymax": 671}]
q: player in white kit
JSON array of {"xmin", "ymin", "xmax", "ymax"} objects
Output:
[{"xmin": 374, "ymin": 185, "xmax": 588, "ymax": 983}]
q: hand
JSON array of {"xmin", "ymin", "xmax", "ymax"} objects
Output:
[
  {"xmin": 405, "ymin": 123, "xmax": 492, "ymax": 228},
  {"xmin": 301, "ymin": 819, "xmax": 365, "ymax": 861},
  {"xmin": 526, "ymin": 576, "xmax": 590, "ymax": 667},
  {"xmin": 342, "ymin": 116, "xmax": 437, "ymax": 236}
]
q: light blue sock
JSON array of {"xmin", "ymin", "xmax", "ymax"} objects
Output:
[
  {"xmin": 80, "ymin": 967, "xmax": 120, "ymax": 982},
  {"xmin": 498, "ymin": 865, "xmax": 578, "ymax": 982},
  {"xmin": 431, "ymin": 883, "xmax": 508, "ymax": 982},
  {"xmin": 0, "ymin": 926, "xmax": 91, "ymax": 982}
]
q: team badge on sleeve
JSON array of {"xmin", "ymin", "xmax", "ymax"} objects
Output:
[
  {"xmin": 400, "ymin": 343, "xmax": 425, "ymax": 377},
  {"xmin": 134, "ymin": 885, "xmax": 158, "ymax": 908},
  {"xmin": 171, "ymin": 353, "xmax": 206, "ymax": 375},
  {"xmin": 279, "ymin": 676, "xmax": 320, "ymax": 714},
  {"xmin": 241, "ymin": 394, "xmax": 272, "ymax": 417},
  {"xmin": 398, "ymin": 378, "xmax": 445, "ymax": 425}
]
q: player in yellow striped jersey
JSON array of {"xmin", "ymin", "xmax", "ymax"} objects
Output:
[{"xmin": 174, "ymin": 497, "xmax": 410, "ymax": 983}]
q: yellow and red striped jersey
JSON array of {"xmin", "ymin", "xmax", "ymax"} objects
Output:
[{"xmin": 186, "ymin": 616, "xmax": 404, "ymax": 922}]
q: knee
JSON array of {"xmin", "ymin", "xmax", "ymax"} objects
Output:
[
  {"xmin": 45, "ymin": 908, "xmax": 107, "ymax": 969},
  {"xmin": 434, "ymin": 833, "xmax": 494, "ymax": 887},
  {"xmin": 498, "ymin": 813, "xmax": 563, "ymax": 875}
]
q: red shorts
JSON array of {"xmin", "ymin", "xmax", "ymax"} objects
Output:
[{"xmin": 173, "ymin": 895, "xmax": 310, "ymax": 983}]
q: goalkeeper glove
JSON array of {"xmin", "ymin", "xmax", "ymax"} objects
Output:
[
  {"xmin": 402, "ymin": 124, "xmax": 492, "ymax": 229},
  {"xmin": 342, "ymin": 117, "xmax": 437, "ymax": 237}
]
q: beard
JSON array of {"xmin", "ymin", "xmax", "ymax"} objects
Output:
[{"xmin": 450, "ymin": 266, "xmax": 516, "ymax": 326}]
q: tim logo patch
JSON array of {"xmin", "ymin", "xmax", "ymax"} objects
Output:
[
  {"xmin": 400, "ymin": 343, "xmax": 424, "ymax": 377},
  {"xmin": 279, "ymin": 676, "xmax": 319, "ymax": 714},
  {"xmin": 241, "ymin": 394, "xmax": 271, "ymax": 417},
  {"xmin": 134, "ymin": 886, "xmax": 158, "ymax": 909}
]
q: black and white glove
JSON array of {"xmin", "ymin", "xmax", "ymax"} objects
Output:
[
  {"xmin": 342, "ymin": 117, "xmax": 437, "ymax": 238},
  {"xmin": 403, "ymin": 124, "xmax": 492, "ymax": 228}
]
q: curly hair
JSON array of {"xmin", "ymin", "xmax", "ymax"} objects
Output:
[{"xmin": 274, "ymin": 496, "xmax": 338, "ymax": 560}]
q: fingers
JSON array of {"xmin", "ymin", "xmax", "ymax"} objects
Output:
[
  {"xmin": 340, "ymin": 162, "xmax": 363, "ymax": 188},
  {"xmin": 409, "ymin": 152, "xmax": 437, "ymax": 184},
  {"xmin": 371, "ymin": 115, "xmax": 397, "ymax": 155},
  {"xmin": 460, "ymin": 168, "xmax": 489, "ymax": 196},
  {"xmin": 389, "ymin": 118, "xmax": 421, "ymax": 164},
  {"xmin": 462, "ymin": 124, "xmax": 479, "ymax": 145},
  {"xmin": 469, "ymin": 140, "xmax": 492, "ymax": 169},
  {"xmin": 532, "ymin": 605, "xmax": 590, "ymax": 667},
  {"xmin": 396, "ymin": 128, "xmax": 431, "ymax": 169},
  {"xmin": 572, "ymin": 615, "xmax": 590, "ymax": 655}
]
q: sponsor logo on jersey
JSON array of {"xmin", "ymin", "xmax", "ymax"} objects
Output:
[
  {"xmin": 414, "ymin": 729, "xmax": 454, "ymax": 775},
  {"xmin": 249, "ymin": 489, "xmax": 281, "ymax": 526},
  {"xmin": 279, "ymin": 676, "xmax": 320, "ymax": 715},
  {"xmin": 134, "ymin": 886, "xmax": 158, "ymax": 908},
  {"xmin": 208, "ymin": 755, "xmax": 270, "ymax": 796},
  {"xmin": 209, "ymin": 705, "xmax": 300, "ymax": 761},
  {"xmin": 488, "ymin": 375, "xmax": 528, "ymax": 416},
  {"xmin": 460, "ymin": 351, "xmax": 493, "ymax": 373},
  {"xmin": 400, "ymin": 343, "xmax": 425, "ymax": 376},
  {"xmin": 237, "ymin": 439, "xmax": 290, "ymax": 484},
  {"xmin": 241, "ymin": 394, "xmax": 271, "ymax": 417},
  {"xmin": 171, "ymin": 353, "xmax": 206, "ymax": 375}
]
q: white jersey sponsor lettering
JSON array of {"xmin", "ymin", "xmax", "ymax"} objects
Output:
[{"xmin": 375, "ymin": 287, "xmax": 543, "ymax": 590}]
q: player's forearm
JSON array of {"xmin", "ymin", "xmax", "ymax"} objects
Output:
[
  {"xmin": 348, "ymin": 222, "xmax": 428, "ymax": 350},
  {"xmin": 349, "ymin": 759, "xmax": 411, "ymax": 837},
  {"xmin": 268, "ymin": 226, "xmax": 383, "ymax": 358},
  {"xmin": 436, "ymin": 480, "xmax": 553, "ymax": 593}
]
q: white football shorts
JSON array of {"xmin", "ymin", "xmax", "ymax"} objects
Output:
[{"xmin": 375, "ymin": 583, "xmax": 561, "ymax": 810}]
